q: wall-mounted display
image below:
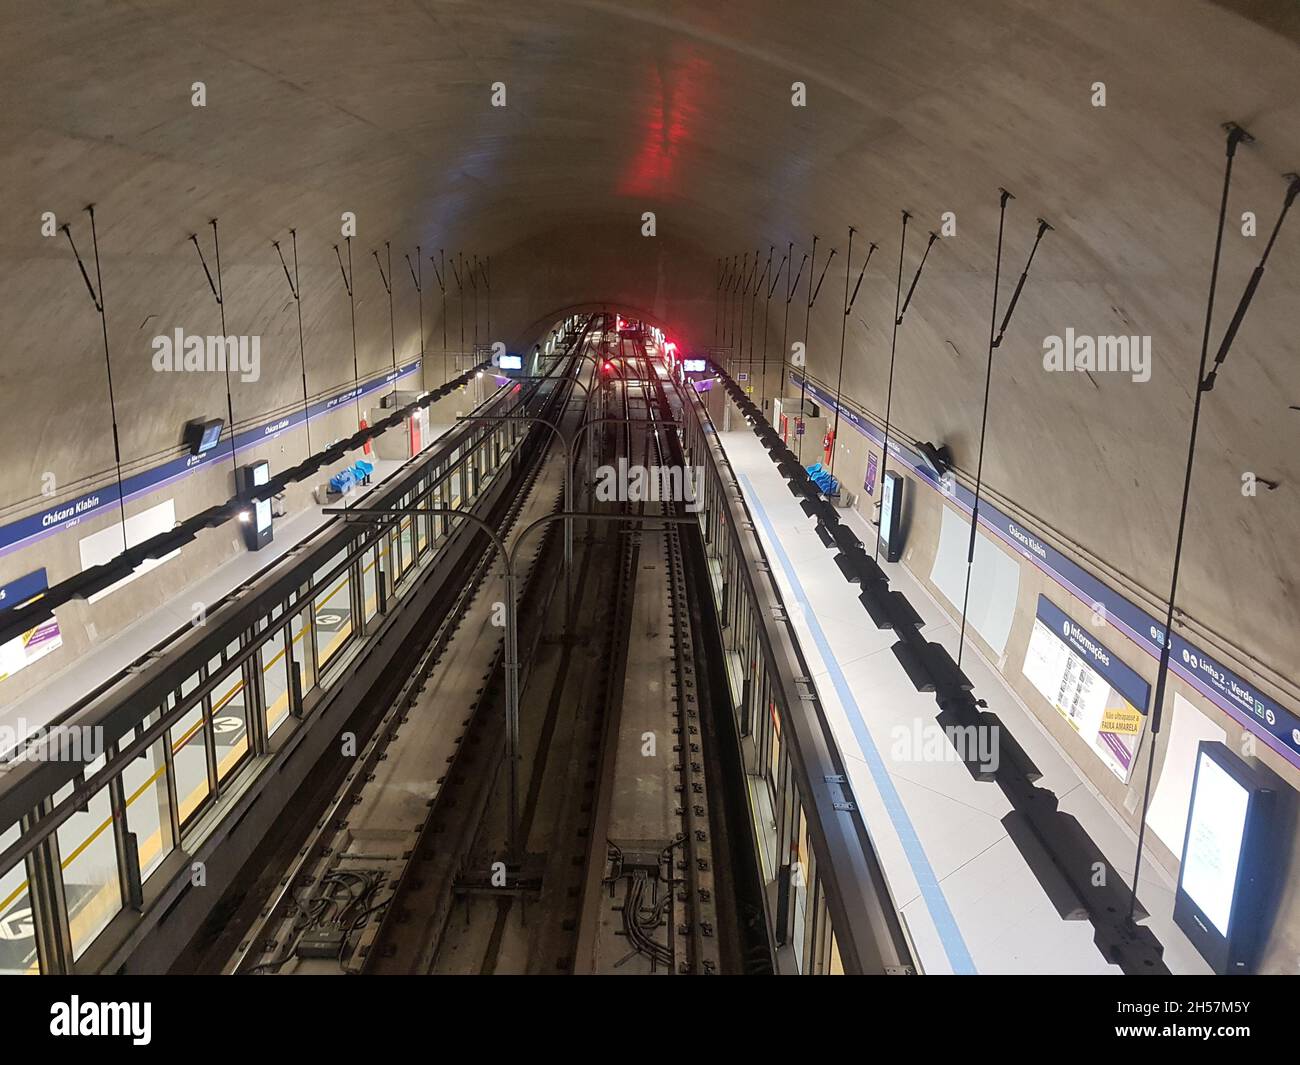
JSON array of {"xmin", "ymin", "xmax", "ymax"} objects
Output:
[
  {"xmin": 1173, "ymin": 741, "xmax": 1275, "ymax": 973},
  {"xmin": 878, "ymin": 470, "xmax": 904, "ymax": 562},
  {"xmin": 237, "ymin": 461, "xmax": 274, "ymax": 551},
  {"xmin": 183, "ymin": 417, "xmax": 224, "ymax": 456}
]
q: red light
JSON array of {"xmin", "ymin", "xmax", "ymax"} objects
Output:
[{"xmin": 603, "ymin": 361, "xmax": 614, "ymax": 374}]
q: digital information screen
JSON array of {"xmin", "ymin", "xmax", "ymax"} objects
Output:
[
  {"xmin": 1173, "ymin": 741, "xmax": 1273, "ymax": 973},
  {"xmin": 1180, "ymin": 748, "xmax": 1250, "ymax": 936},
  {"xmin": 200, "ymin": 420, "xmax": 223, "ymax": 452},
  {"xmin": 683, "ymin": 358, "xmax": 707, "ymax": 372},
  {"xmin": 238, "ymin": 461, "xmax": 274, "ymax": 550},
  {"xmin": 879, "ymin": 470, "xmax": 903, "ymax": 562},
  {"xmin": 252, "ymin": 462, "xmax": 272, "ymax": 534},
  {"xmin": 498, "ymin": 353, "xmax": 523, "ymax": 371}
]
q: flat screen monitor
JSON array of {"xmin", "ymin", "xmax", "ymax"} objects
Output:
[
  {"xmin": 498, "ymin": 353, "xmax": 523, "ymax": 371},
  {"xmin": 879, "ymin": 470, "xmax": 904, "ymax": 562},
  {"xmin": 237, "ymin": 460, "xmax": 275, "ymax": 550},
  {"xmin": 184, "ymin": 418, "xmax": 225, "ymax": 456},
  {"xmin": 683, "ymin": 358, "xmax": 707, "ymax": 372},
  {"xmin": 1173, "ymin": 741, "xmax": 1274, "ymax": 973}
]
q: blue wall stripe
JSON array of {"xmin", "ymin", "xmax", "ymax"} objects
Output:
[
  {"xmin": 0, "ymin": 361, "xmax": 422, "ymax": 561},
  {"xmin": 789, "ymin": 373, "xmax": 1300, "ymax": 772}
]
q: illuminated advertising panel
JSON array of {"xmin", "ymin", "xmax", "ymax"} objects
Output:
[
  {"xmin": 879, "ymin": 471, "xmax": 903, "ymax": 562},
  {"xmin": 1173, "ymin": 742, "xmax": 1275, "ymax": 973}
]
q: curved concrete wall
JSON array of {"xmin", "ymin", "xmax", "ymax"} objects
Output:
[{"xmin": 0, "ymin": 1, "xmax": 1297, "ymax": 718}]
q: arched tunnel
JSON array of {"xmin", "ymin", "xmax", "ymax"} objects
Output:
[{"xmin": 1, "ymin": 0, "xmax": 1298, "ymax": 1004}]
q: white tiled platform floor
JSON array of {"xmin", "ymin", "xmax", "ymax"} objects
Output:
[{"xmin": 718, "ymin": 427, "xmax": 1209, "ymax": 975}]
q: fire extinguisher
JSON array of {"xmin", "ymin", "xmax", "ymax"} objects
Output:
[
  {"xmin": 359, "ymin": 417, "xmax": 372, "ymax": 456},
  {"xmin": 822, "ymin": 429, "xmax": 834, "ymax": 467}
]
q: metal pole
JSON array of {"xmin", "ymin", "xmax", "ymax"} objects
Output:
[
  {"xmin": 457, "ymin": 413, "xmax": 575, "ymax": 620},
  {"xmin": 1128, "ymin": 124, "xmax": 1257, "ymax": 920},
  {"xmin": 957, "ymin": 190, "xmax": 1011, "ymax": 668}
]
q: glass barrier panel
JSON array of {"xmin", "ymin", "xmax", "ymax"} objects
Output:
[
  {"xmin": 54, "ymin": 759, "xmax": 122, "ymax": 960},
  {"xmin": 0, "ymin": 821, "xmax": 39, "ymax": 974},
  {"xmin": 120, "ymin": 710, "xmax": 176, "ymax": 883}
]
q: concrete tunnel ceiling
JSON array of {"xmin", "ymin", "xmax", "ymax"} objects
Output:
[{"xmin": 2, "ymin": 1, "xmax": 1299, "ymax": 700}]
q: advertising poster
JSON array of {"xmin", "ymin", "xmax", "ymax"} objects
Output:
[
  {"xmin": 1022, "ymin": 595, "xmax": 1149, "ymax": 782},
  {"xmin": 0, "ymin": 570, "xmax": 62, "ymax": 684}
]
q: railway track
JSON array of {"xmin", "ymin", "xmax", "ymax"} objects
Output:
[
  {"xmin": 225, "ymin": 333, "xmax": 594, "ymax": 975},
  {"xmin": 222, "ymin": 322, "xmax": 763, "ymax": 976}
]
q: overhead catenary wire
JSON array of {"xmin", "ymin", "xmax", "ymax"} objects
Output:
[
  {"xmin": 429, "ymin": 248, "xmax": 448, "ymax": 385},
  {"xmin": 829, "ymin": 226, "xmax": 877, "ymax": 477},
  {"xmin": 333, "ymin": 237, "xmax": 363, "ymax": 425},
  {"xmin": 1125, "ymin": 124, "xmax": 1298, "ymax": 924},
  {"xmin": 189, "ymin": 218, "xmax": 239, "ymax": 479},
  {"xmin": 956, "ymin": 193, "xmax": 1051, "ymax": 668},
  {"xmin": 61, "ymin": 206, "xmax": 130, "ymax": 553},
  {"xmin": 749, "ymin": 246, "xmax": 771, "ymax": 374},
  {"xmin": 274, "ymin": 229, "xmax": 313, "ymax": 454},
  {"xmin": 732, "ymin": 251, "xmax": 750, "ymax": 357},
  {"xmin": 373, "ymin": 241, "xmax": 398, "ymax": 397},
  {"xmin": 779, "ymin": 244, "xmax": 806, "ymax": 397},
  {"xmin": 760, "ymin": 245, "xmax": 787, "ymax": 410},
  {"xmin": 451, "ymin": 252, "xmax": 465, "ymax": 368},
  {"xmin": 470, "ymin": 253, "xmax": 480, "ymax": 350},
  {"xmin": 717, "ymin": 257, "xmax": 728, "ymax": 343},
  {"xmin": 956, "ymin": 188, "xmax": 1010, "ymax": 665},
  {"xmin": 795, "ymin": 235, "xmax": 837, "ymax": 463},
  {"xmin": 405, "ymin": 244, "xmax": 424, "ymax": 392},
  {"xmin": 875, "ymin": 218, "xmax": 939, "ymax": 558}
]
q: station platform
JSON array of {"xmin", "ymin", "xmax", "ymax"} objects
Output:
[
  {"xmin": 717, "ymin": 427, "xmax": 1211, "ymax": 975},
  {"xmin": 0, "ymin": 436, "xmax": 449, "ymax": 750}
]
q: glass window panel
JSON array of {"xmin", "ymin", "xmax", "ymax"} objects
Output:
[
  {"xmin": 210, "ymin": 660, "xmax": 250, "ymax": 782},
  {"xmin": 360, "ymin": 544, "xmax": 380, "ymax": 622},
  {"xmin": 169, "ymin": 700, "xmax": 211, "ymax": 826},
  {"xmin": 289, "ymin": 608, "xmax": 310, "ymax": 696},
  {"xmin": 120, "ymin": 711, "xmax": 176, "ymax": 883},
  {"xmin": 398, "ymin": 516, "xmax": 414, "ymax": 577},
  {"xmin": 55, "ymin": 758, "xmax": 122, "ymax": 960},
  {"xmin": 0, "ymin": 822, "xmax": 39, "ymax": 974},
  {"xmin": 261, "ymin": 623, "xmax": 293, "ymax": 737},
  {"xmin": 313, "ymin": 551, "xmax": 354, "ymax": 669}
]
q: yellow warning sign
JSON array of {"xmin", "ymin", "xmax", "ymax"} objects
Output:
[{"xmin": 1100, "ymin": 705, "xmax": 1142, "ymax": 736}]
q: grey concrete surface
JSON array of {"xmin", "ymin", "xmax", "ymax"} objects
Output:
[{"xmin": 0, "ymin": 2, "xmax": 1297, "ymax": 732}]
